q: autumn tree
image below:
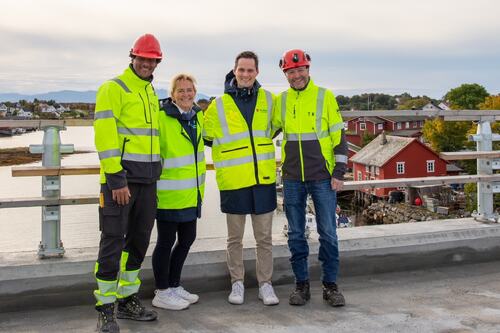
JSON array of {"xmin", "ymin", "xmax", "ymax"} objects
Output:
[
  {"xmin": 445, "ymin": 83, "xmax": 489, "ymax": 109},
  {"xmin": 478, "ymin": 95, "xmax": 500, "ymax": 151},
  {"xmin": 397, "ymin": 97, "xmax": 431, "ymax": 110},
  {"xmin": 422, "ymin": 118, "xmax": 470, "ymax": 152}
]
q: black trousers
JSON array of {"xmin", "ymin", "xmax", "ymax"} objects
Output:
[
  {"xmin": 96, "ymin": 182, "xmax": 157, "ymax": 281},
  {"xmin": 152, "ymin": 220, "xmax": 197, "ymax": 289}
]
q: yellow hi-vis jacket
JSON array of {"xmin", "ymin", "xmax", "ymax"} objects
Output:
[
  {"xmin": 94, "ymin": 67, "xmax": 161, "ymax": 188},
  {"xmin": 157, "ymin": 106, "xmax": 206, "ymax": 210},
  {"xmin": 203, "ymin": 88, "xmax": 276, "ymax": 190},
  {"xmin": 272, "ymin": 79, "xmax": 345, "ymax": 181}
]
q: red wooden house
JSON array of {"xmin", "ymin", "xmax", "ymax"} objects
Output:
[
  {"xmin": 350, "ymin": 133, "xmax": 449, "ymax": 197},
  {"xmin": 345, "ymin": 116, "xmax": 427, "ymax": 146}
]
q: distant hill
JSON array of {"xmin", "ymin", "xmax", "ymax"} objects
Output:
[{"xmin": 0, "ymin": 90, "xmax": 211, "ymax": 103}]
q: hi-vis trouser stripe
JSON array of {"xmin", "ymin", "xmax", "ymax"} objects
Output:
[
  {"xmin": 212, "ymin": 90, "xmax": 273, "ymax": 145},
  {"xmin": 94, "ymin": 262, "xmax": 117, "ymax": 306},
  {"xmin": 157, "ymin": 174, "xmax": 206, "ymax": 190},
  {"xmin": 214, "ymin": 152, "xmax": 275, "ymax": 168},
  {"xmin": 117, "ymin": 251, "xmax": 140, "ymax": 299},
  {"xmin": 162, "ymin": 151, "xmax": 205, "ymax": 168},
  {"xmin": 282, "ymin": 87, "xmax": 344, "ymax": 141}
]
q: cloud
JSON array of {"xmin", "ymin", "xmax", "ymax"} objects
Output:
[{"xmin": 0, "ymin": 0, "xmax": 499, "ymax": 97}]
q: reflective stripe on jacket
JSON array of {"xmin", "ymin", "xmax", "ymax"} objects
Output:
[
  {"xmin": 272, "ymin": 79, "xmax": 344, "ymax": 181},
  {"xmin": 204, "ymin": 88, "xmax": 276, "ymax": 190},
  {"xmin": 94, "ymin": 67, "xmax": 161, "ymax": 186}
]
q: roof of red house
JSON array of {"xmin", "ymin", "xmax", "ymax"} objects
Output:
[
  {"xmin": 356, "ymin": 117, "xmax": 385, "ymax": 124},
  {"xmin": 379, "ymin": 116, "xmax": 428, "ymax": 122},
  {"xmin": 390, "ymin": 129, "xmax": 422, "ymax": 137},
  {"xmin": 350, "ymin": 134, "xmax": 415, "ymax": 166}
]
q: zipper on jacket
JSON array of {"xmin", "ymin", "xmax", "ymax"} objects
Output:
[
  {"xmin": 194, "ymin": 116, "xmax": 202, "ymax": 208},
  {"xmin": 295, "ymin": 91, "xmax": 305, "ymax": 182},
  {"xmin": 121, "ymin": 137, "xmax": 130, "ymax": 160},
  {"xmin": 145, "ymin": 85, "xmax": 154, "ymax": 180}
]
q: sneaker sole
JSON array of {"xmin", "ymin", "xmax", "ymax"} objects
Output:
[
  {"xmin": 183, "ymin": 298, "xmax": 199, "ymax": 305},
  {"xmin": 152, "ymin": 299, "xmax": 190, "ymax": 311},
  {"xmin": 228, "ymin": 298, "xmax": 244, "ymax": 305},
  {"xmin": 258, "ymin": 294, "xmax": 280, "ymax": 306}
]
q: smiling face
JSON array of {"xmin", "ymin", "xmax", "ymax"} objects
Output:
[
  {"xmin": 172, "ymin": 78, "xmax": 196, "ymax": 111},
  {"xmin": 285, "ymin": 66, "xmax": 310, "ymax": 90},
  {"xmin": 233, "ymin": 57, "xmax": 258, "ymax": 89},
  {"xmin": 131, "ymin": 56, "xmax": 158, "ymax": 79}
]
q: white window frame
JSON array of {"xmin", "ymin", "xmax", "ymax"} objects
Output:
[
  {"xmin": 360, "ymin": 122, "xmax": 366, "ymax": 130},
  {"xmin": 413, "ymin": 121, "xmax": 418, "ymax": 128},
  {"xmin": 365, "ymin": 165, "xmax": 369, "ymax": 172},
  {"xmin": 375, "ymin": 166, "xmax": 380, "ymax": 175},
  {"xmin": 397, "ymin": 122, "xmax": 402, "ymax": 130},
  {"xmin": 357, "ymin": 171, "xmax": 362, "ymax": 181},
  {"xmin": 344, "ymin": 121, "xmax": 348, "ymax": 130},
  {"xmin": 377, "ymin": 123, "xmax": 383, "ymax": 130},
  {"xmin": 427, "ymin": 160, "xmax": 435, "ymax": 173},
  {"xmin": 396, "ymin": 162, "xmax": 405, "ymax": 175},
  {"xmin": 405, "ymin": 121, "xmax": 410, "ymax": 128}
]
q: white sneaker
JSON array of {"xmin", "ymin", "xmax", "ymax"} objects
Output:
[
  {"xmin": 152, "ymin": 288, "xmax": 190, "ymax": 310},
  {"xmin": 228, "ymin": 281, "xmax": 244, "ymax": 305},
  {"xmin": 259, "ymin": 282, "xmax": 279, "ymax": 305},
  {"xmin": 172, "ymin": 286, "xmax": 199, "ymax": 304}
]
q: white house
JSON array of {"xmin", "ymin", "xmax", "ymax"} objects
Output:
[
  {"xmin": 422, "ymin": 103, "xmax": 441, "ymax": 111},
  {"xmin": 17, "ymin": 108, "xmax": 33, "ymax": 118},
  {"xmin": 438, "ymin": 102, "xmax": 451, "ymax": 110}
]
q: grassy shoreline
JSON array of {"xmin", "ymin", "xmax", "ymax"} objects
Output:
[{"xmin": 0, "ymin": 147, "xmax": 90, "ymax": 166}]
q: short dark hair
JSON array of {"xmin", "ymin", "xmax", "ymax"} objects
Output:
[{"xmin": 234, "ymin": 51, "xmax": 259, "ymax": 71}]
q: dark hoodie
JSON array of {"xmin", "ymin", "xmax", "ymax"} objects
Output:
[
  {"xmin": 216, "ymin": 71, "xmax": 277, "ymax": 215},
  {"xmin": 156, "ymin": 97, "xmax": 204, "ymax": 222}
]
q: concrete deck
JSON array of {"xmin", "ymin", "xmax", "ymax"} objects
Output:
[
  {"xmin": 2, "ymin": 261, "xmax": 500, "ymax": 332},
  {"xmin": 2, "ymin": 218, "xmax": 500, "ymax": 313}
]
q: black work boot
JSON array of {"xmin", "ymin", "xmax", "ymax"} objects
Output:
[
  {"xmin": 323, "ymin": 282, "xmax": 345, "ymax": 307},
  {"xmin": 289, "ymin": 281, "xmax": 311, "ymax": 306},
  {"xmin": 96, "ymin": 303, "xmax": 120, "ymax": 333},
  {"xmin": 117, "ymin": 294, "xmax": 158, "ymax": 321}
]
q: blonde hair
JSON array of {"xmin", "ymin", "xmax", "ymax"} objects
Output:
[{"xmin": 170, "ymin": 73, "xmax": 197, "ymax": 97}]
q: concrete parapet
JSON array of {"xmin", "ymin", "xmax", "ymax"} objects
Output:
[{"xmin": 1, "ymin": 218, "xmax": 500, "ymax": 311}]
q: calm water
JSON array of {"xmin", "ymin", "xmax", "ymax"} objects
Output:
[{"xmin": 0, "ymin": 127, "xmax": 286, "ymax": 252}]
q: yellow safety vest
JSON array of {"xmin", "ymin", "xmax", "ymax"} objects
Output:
[
  {"xmin": 204, "ymin": 88, "xmax": 276, "ymax": 190},
  {"xmin": 157, "ymin": 109, "xmax": 206, "ymax": 209}
]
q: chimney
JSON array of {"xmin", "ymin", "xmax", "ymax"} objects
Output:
[{"xmin": 380, "ymin": 131, "xmax": 387, "ymax": 145}]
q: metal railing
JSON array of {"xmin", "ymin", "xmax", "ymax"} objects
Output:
[{"xmin": 0, "ymin": 110, "xmax": 499, "ymax": 258}]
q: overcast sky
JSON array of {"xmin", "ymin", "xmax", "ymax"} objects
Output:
[{"xmin": 1, "ymin": 0, "xmax": 499, "ymax": 98}]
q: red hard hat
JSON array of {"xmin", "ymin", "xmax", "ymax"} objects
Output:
[
  {"xmin": 279, "ymin": 49, "xmax": 311, "ymax": 71},
  {"xmin": 130, "ymin": 34, "xmax": 163, "ymax": 60}
]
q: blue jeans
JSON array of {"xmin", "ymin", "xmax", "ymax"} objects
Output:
[{"xmin": 283, "ymin": 178, "xmax": 339, "ymax": 283}]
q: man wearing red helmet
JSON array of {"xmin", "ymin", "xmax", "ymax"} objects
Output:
[
  {"xmin": 93, "ymin": 33, "xmax": 163, "ymax": 332},
  {"xmin": 272, "ymin": 49, "xmax": 348, "ymax": 307}
]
